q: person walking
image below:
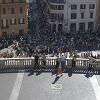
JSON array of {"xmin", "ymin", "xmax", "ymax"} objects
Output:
[
  {"xmin": 72, "ymin": 54, "xmax": 76, "ymax": 68},
  {"xmin": 34, "ymin": 53, "xmax": 39, "ymax": 69},
  {"xmin": 56, "ymin": 55, "xmax": 62, "ymax": 77},
  {"xmin": 42, "ymin": 53, "xmax": 46, "ymax": 66},
  {"xmin": 88, "ymin": 56, "xmax": 95, "ymax": 74},
  {"xmin": 55, "ymin": 55, "xmax": 60, "ymax": 75},
  {"xmin": 60, "ymin": 53, "xmax": 66, "ymax": 72}
]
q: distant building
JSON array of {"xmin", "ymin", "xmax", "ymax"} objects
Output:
[
  {"xmin": 49, "ymin": 0, "xmax": 96, "ymax": 33},
  {"xmin": 49, "ymin": 0, "xmax": 65, "ymax": 32},
  {"xmin": 0, "ymin": 0, "xmax": 29, "ymax": 37},
  {"xmin": 96, "ymin": 0, "xmax": 100, "ymax": 31}
]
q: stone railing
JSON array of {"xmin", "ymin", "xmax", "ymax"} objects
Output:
[{"xmin": 0, "ymin": 57, "xmax": 100, "ymax": 70}]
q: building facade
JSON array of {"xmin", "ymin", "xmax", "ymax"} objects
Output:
[
  {"xmin": 49, "ymin": 0, "xmax": 96, "ymax": 33},
  {"xmin": 0, "ymin": 0, "xmax": 29, "ymax": 37},
  {"xmin": 96, "ymin": 0, "xmax": 100, "ymax": 31},
  {"xmin": 49, "ymin": 0, "xmax": 65, "ymax": 32}
]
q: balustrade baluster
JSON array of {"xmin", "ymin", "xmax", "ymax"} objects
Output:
[{"xmin": 0, "ymin": 58, "xmax": 99, "ymax": 70}]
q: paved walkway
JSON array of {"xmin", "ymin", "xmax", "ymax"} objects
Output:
[{"xmin": 0, "ymin": 71, "xmax": 100, "ymax": 100}]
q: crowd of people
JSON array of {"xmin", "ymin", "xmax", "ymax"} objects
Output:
[
  {"xmin": 15, "ymin": 31, "xmax": 100, "ymax": 56},
  {"xmin": 0, "ymin": 0, "xmax": 100, "ymax": 58},
  {"xmin": 28, "ymin": 0, "xmax": 100, "ymax": 54},
  {"xmin": 0, "ymin": 31, "xmax": 100, "ymax": 59}
]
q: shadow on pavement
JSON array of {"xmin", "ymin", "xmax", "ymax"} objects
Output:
[
  {"xmin": 0, "ymin": 67, "xmax": 100, "ymax": 78},
  {"xmin": 52, "ymin": 77, "xmax": 60, "ymax": 84}
]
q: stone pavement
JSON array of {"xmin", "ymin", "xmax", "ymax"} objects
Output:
[{"xmin": 0, "ymin": 71, "xmax": 100, "ymax": 100}]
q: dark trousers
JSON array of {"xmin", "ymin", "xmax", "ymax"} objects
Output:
[
  {"xmin": 72, "ymin": 61, "xmax": 76, "ymax": 68},
  {"xmin": 55, "ymin": 63, "xmax": 59, "ymax": 74},
  {"xmin": 88, "ymin": 64, "xmax": 95, "ymax": 73},
  {"xmin": 61, "ymin": 61, "xmax": 65, "ymax": 72},
  {"xmin": 34, "ymin": 61, "xmax": 39, "ymax": 69},
  {"xmin": 71, "ymin": 61, "xmax": 76, "ymax": 72},
  {"xmin": 42, "ymin": 61, "xmax": 46, "ymax": 66}
]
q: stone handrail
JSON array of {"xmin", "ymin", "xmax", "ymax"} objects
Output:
[{"xmin": 0, "ymin": 57, "xmax": 100, "ymax": 70}]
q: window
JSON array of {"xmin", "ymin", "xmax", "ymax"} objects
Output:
[
  {"xmin": 71, "ymin": 5, "xmax": 77, "ymax": 10},
  {"xmin": 70, "ymin": 23, "xmax": 76, "ymax": 32},
  {"xmin": 50, "ymin": 5, "xmax": 64, "ymax": 10},
  {"xmin": 50, "ymin": 13, "xmax": 57, "ymax": 20},
  {"xmin": 11, "ymin": 8, "xmax": 14, "ymax": 14},
  {"xmin": 58, "ymin": 24, "xmax": 63, "ymax": 32},
  {"xmin": 1, "ymin": 19, "xmax": 6, "ymax": 27},
  {"xmin": 20, "ymin": 7, "xmax": 23, "ymax": 13},
  {"xmin": 88, "ymin": 22, "xmax": 94, "ymax": 31},
  {"xmin": 58, "ymin": 0, "xmax": 65, "ymax": 3},
  {"xmin": 89, "ymin": 4, "xmax": 95, "ymax": 9},
  {"xmin": 19, "ymin": 18, "xmax": 25, "ymax": 24},
  {"xmin": 90, "ymin": 12, "xmax": 93, "ymax": 18},
  {"xmin": 58, "ymin": 5, "xmax": 64, "ymax": 10},
  {"xmin": 2, "ymin": 8, "xmax": 6, "ymax": 14},
  {"xmin": 1, "ymin": 19, "xmax": 8, "ymax": 28},
  {"xmin": 10, "ymin": 18, "xmax": 16, "ymax": 25},
  {"xmin": 52, "ymin": 24, "xmax": 56, "ymax": 32},
  {"xmin": 80, "ymin": 4, "xmax": 86, "ymax": 9},
  {"xmin": 81, "ymin": 13, "xmax": 84, "ymax": 19},
  {"xmin": 71, "ymin": 13, "xmax": 77, "ymax": 19},
  {"xmin": 58, "ymin": 13, "xmax": 64, "ymax": 21},
  {"xmin": 79, "ymin": 23, "xmax": 85, "ymax": 32},
  {"xmin": 50, "ymin": 5, "xmax": 57, "ymax": 10}
]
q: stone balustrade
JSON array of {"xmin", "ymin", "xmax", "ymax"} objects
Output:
[{"xmin": 0, "ymin": 57, "xmax": 100, "ymax": 70}]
